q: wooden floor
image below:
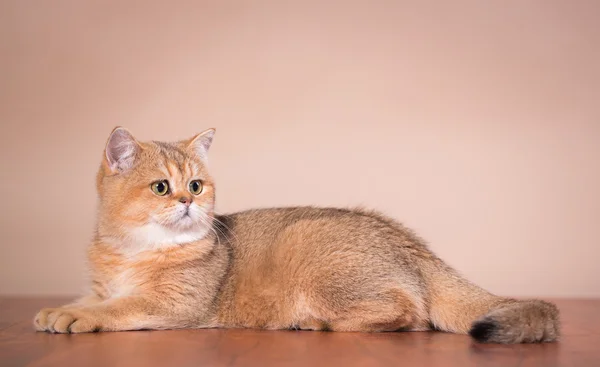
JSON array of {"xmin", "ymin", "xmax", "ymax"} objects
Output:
[{"xmin": 0, "ymin": 298, "xmax": 598, "ymax": 367}]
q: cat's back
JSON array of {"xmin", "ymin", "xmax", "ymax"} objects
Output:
[
  {"xmin": 217, "ymin": 206, "xmax": 387, "ymax": 242},
  {"xmin": 215, "ymin": 206, "xmax": 429, "ymax": 259},
  {"xmin": 217, "ymin": 206, "xmax": 361, "ymax": 238}
]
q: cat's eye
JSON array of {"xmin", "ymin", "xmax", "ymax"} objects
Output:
[
  {"xmin": 189, "ymin": 180, "xmax": 203, "ymax": 195},
  {"xmin": 151, "ymin": 181, "xmax": 170, "ymax": 196}
]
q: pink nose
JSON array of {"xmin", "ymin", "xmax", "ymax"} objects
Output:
[{"xmin": 178, "ymin": 196, "xmax": 192, "ymax": 206}]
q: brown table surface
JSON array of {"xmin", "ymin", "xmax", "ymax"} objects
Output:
[{"xmin": 1, "ymin": 298, "xmax": 599, "ymax": 367}]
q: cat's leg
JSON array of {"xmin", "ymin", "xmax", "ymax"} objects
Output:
[
  {"xmin": 62, "ymin": 294, "xmax": 104, "ymax": 308},
  {"xmin": 328, "ymin": 308, "xmax": 414, "ymax": 332},
  {"xmin": 325, "ymin": 288, "xmax": 427, "ymax": 332},
  {"xmin": 35, "ymin": 296, "xmax": 177, "ymax": 333}
]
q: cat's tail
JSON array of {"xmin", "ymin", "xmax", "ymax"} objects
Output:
[{"xmin": 422, "ymin": 262, "xmax": 560, "ymax": 343}]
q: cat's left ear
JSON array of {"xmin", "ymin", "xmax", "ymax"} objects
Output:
[{"xmin": 187, "ymin": 128, "xmax": 215, "ymax": 161}]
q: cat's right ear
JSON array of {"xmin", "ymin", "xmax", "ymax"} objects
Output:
[
  {"xmin": 104, "ymin": 127, "xmax": 141, "ymax": 173},
  {"xmin": 187, "ymin": 128, "xmax": 215, "ymax": 161}
]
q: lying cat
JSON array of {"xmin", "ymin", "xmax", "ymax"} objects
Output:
[{"xmin": 34, "ymin": 127, "xmax": 559, "ymax": 343}]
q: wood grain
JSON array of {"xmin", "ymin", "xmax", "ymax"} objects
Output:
[{"xmin": 0, "ymin": 298, "xmax": 598, "ymax": 367}]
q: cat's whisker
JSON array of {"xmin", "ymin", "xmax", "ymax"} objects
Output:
[
  {"xmin": 211, "ymin": 219, "xmax": 237, "ymax": 245},
  {"xmin": 197, "ymin": 215, "xmax": 223, "ymax": 248},
  {"xmin": 199, "ymin": 215, "xmax": 226, "ymax": 242},
  {"xmin": 211, "ymin": 215, "xmax": 240, "ymax": 244}
]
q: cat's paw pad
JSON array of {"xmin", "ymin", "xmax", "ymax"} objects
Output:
[{"xmin": 34, "ymin": 308, "xmax": 100, "ymax": 333}]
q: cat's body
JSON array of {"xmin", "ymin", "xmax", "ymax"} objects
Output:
[
  {"xmin": 216, "ymin": 207, "xmax": 430, "ymax": 331},
  {"xmin": 34, "ymin": 128, "xmax": 560, "ymax": 344}
]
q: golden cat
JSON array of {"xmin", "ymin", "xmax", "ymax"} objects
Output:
[{"xmin": 34, "ymin": 127, "xmax": 559, "ymax": 343}]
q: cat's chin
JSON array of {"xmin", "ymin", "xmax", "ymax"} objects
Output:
[{"xmin": 168, "ymin": 215, "xmax": 195, "ymax": 230}]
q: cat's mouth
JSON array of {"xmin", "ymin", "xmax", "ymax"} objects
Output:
[
  {"xmin": 163, "ymin": 204, "xmax": 210, "ymax": 230},
  {"xmin": 176, "ymin": 210, "xmax": 194, "ymax": 226}
]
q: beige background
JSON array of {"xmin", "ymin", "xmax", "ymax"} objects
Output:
[{"xmin": 1, "ymin": 1, "xmax": 599, "ymax": 297}]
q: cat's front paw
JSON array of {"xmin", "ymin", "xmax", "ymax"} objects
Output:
[{"xmin": 34, "ymin": 308, "xmax": 101, "ymax": 333}]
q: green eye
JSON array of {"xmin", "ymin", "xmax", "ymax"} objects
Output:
[
  {"xmin": 189, "ymin": 180, "xmax": 203, "ymax": 195},
  {"xmin": 151, "ymin": 181, "xmax": 169, "ymax": 196}
]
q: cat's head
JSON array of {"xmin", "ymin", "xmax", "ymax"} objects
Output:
[{"xmin": 96, "ymin": 127, "xmax": 216, "ymax": 251}]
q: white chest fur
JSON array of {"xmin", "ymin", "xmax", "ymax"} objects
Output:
[{"xmin": 116, "ymin": 223, "xmax": 210, "ymax": 257}]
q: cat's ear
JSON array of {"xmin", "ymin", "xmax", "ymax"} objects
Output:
[
  {"xmin": 104, "ymin": 127, "xmax": 142, "ymax": 173},
  {"xmin": 187, "ymin": 128, "xmax": 215, "ymax": 161}
]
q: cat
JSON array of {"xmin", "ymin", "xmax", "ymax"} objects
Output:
[{"xmin": 34, "ymin": 127, "xmax": 560, "ymax": 343}]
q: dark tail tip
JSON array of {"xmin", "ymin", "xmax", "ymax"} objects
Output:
[{"xmin": 469, "ymin": 319, "xmax": 498, "ymax": 343}]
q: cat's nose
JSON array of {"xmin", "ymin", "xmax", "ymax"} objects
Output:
[{"xmin": 178, "ymin": 196, "xmax": 192, "ymax": 206}]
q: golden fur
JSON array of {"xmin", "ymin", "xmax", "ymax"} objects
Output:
[{"xmin": 34, "ymin": 127, "xmax": 560, "ymax": 343}]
